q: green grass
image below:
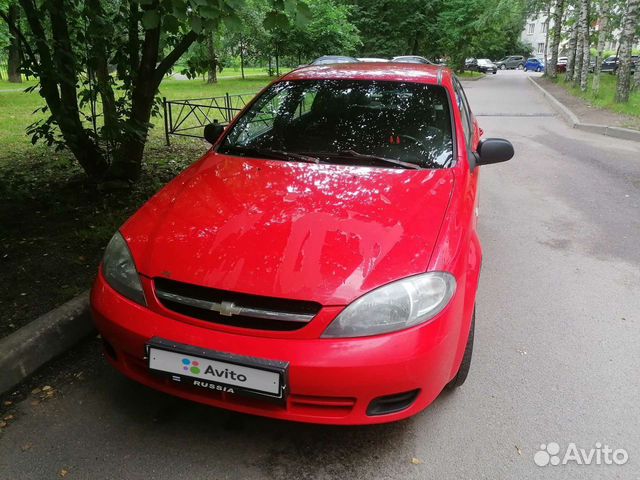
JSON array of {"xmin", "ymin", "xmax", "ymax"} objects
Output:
[
  {"xmin": 556, "ymin": 73, "xmax": 640, "ymax": 120},
  {"xmin": 0, "ymin": 75, "xmax": 272, "ymax": 164},
  {"xmin": 0, "ymin": 74, "xmax": 272, "ymax": 337},
  {"xmin": 457, "ymin": 71, "xmax": 485, "ymax": 79}
]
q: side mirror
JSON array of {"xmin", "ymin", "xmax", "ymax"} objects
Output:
[
  {"xmin": 204, "ymin": 122, "xmax": 225, "ymax": 145},
  {"xmin": 475, "ymin": 138, "xmax": 514, "ymax": 166}
]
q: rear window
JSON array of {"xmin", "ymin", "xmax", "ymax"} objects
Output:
[{"xmin": 218, "ymin": 80, "xmax": 454, "ymax": 169}]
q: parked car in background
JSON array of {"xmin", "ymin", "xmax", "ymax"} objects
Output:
[
  {"xmin": 91, "ymin": 61, "xmax": 514, "ymax": 425},
  {"xmin": 311, "ymin": 56, "xmax": 359, "ymax": 65},
  {"xmin": 495, "ymin": 55, "xmax": 525, "ymax": 70},
  {"xmin": 357, "ymin": 57, "xmax": 390, "ymax": 62},
  {"xmin": 556, "ymin": 56, "xmax": 568, "ymax": 73},
  {"xmin": 477, "ymin": 59, "xmax": 497, "ymax": 74},
  {"xmin": 465, "ymin": 58, "xmax": 478, "ymax": 71},
  {"xmin": 523, "ymin": 58, "xmax": 544, "ymax": 72},
  {"xmin": 600, "ymin": 55, "xmax": 638, "ymax": 74},
  {"xmin": 391, "ymin": 55, "xmax": 436, "ymax": 65}
]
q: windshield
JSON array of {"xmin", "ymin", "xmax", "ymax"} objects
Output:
[{"xmin": 218, "ymin": 80, "xmax": 454, "ymax": 169}]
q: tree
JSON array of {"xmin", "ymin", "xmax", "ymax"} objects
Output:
[
  {"xmin": 5, "ymin": 2, "xmax": 20, "ymax": 82},
  {"xmin": 349, "ymin": 0, "xmax": 442, "ymax": 58},
  {"xmin": 578, "ymin": 0, "xmax": 590, "ymax": 91},
  {"xmin": 565, "ymin": 13, "xmax": 579, "ymax": 82},
  {"xmin": 592, "ymin": 0, "xmax": 610, "ymax": 95},
  {"xmin": 4, "ymin": 0, "xmax": 309, "ymax": 182},
  {"xmin": 615, "ymin": 0, "xmax": 639, "ymax": 102},
  {"xmin": 281, "ymin": 0, "xmax": 360, "ymax": 62},
  {"xmin": 546, "ymin": 0, "xmax": 565, "ymax": 79}
]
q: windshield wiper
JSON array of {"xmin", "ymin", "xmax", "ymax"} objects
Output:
[
  {"xmin": 308, "ymin": 150, "xmax": 421, "ymax": 170},
  {"xmin": 222, "ymin": 145, "xmax": 321, "ymax": 164}
]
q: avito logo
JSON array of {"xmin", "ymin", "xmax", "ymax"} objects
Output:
[{"xmin": 203, "ymin": 365, "xmax": 247, "ymax": 382}]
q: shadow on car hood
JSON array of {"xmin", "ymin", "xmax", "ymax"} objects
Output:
[{"xmin": 123, "ymin": 152, "xmax": 454, "ymax": 305}]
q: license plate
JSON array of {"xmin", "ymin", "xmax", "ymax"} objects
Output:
[{"xmin": 146, "ymin": 338, "xmax": 288, "ymax": 400}]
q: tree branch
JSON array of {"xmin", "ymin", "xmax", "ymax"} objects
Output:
[{"xmin": 153, "ymin": 30, "xmax": 199, "ymax": 86}]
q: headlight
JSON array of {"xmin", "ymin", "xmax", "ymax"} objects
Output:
[
  {"xmin": 102, "ymin": 231, "xmax": 146, "ymax": 306},
  {"xmin": 322, "ymin": 272, "xmax": 456, "ymax": 338}
]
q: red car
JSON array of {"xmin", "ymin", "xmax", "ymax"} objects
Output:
[{"xmin": 91, "ymin": 63, "xmax": 513, "ymax": 425}]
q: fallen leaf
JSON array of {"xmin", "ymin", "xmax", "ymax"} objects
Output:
[
  {"xmin": 59, "ymin": 468, "xmax": 69, "ymax": 477},
  {"xmin": 42, "ymin": 385, "xmax": 53, "ymax": 392},
  {"xmin": 411, "ymin": 457, "xmax": 423, "ymax": 465},
  {"xmin": 3, "ymin": 414, "xmax": 14, "ymax": 421},
  {"xmin": 31, "ymin": 388, "xmax": 41, "ymax": 395},
  {"xmin": 0, "ymin": 421, "xmax": 6, "ymax": 428},
  {"xmin": 21, "ymin": 443, "xmax": 32, "ymax": 452},
  {"xmin": 3, "ymin": 401, "xmax": 12, "ymax": 407},
  {"xmin": 515, "ymin": 445, "xmax": 522, "ymax": 456},
  {"xmin": 30, "ymin": 400, "xmax": 40, "ymax": 406}
]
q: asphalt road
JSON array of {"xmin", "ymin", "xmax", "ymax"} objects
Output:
[{"xmin": 1, "ymin": 71, "xmax": 639, "ymax": 480}]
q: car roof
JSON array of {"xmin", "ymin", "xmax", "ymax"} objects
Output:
[
  {"xmin": 282, "ymin": 62, "xmax": 450, "ymax": 86},
  {"xmin": 311, "ymin": 55, "xmax": 359, "ymax": 64}
]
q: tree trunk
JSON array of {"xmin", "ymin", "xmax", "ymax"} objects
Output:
[
  {"xmin": 7, "ymin": 3, "xmax": 22, "ymax": 83},
  {"xmin": 565, "ymin": 20, "xmax": 579, "ymax": 81},
  {"xmin": 592, "ymin": 0, "xmax": 609, "ymax": 95},
  {"xmin": 543, "ymin": 5, "xmax": 551, "ymax": 65},
  {"xmin": 86, "ymin": 0, "xmax": 118, "ymax": 145},
  {"xmin": 572, "ymin": 0, "xmax": 588, "ymax": 87},
  {"xmin": 206, "ymin": 34, "xmax": 217, "ymax": 84},
  {"xmin": 579, "ymin": 0, "xmax": 590, "ymax": 91},
  {"xmin": 18, "ymin": 0, "xmax": 108, "ymax": 179},
  {"xmin": 615, "ymin": 0, "xmax": 639, "ymax": 102},
  {"xmin": 240, "ymin": 40, "xmax": 245, "ymax": 79},
  {"xmin": 110, "ymin": 24, "xmax": 197, "ymax": 180},
  {"xmin": 547, "ymin": 0, "xmax": 565, "ymax": 79},
  {"xmin": 110, "ymin": 1, "xmax": 162, "ymax": 180}
]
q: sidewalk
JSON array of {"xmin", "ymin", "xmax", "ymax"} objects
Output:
[{"xmin": 532, "ymin": 76, "xmax": 640, "ymax": 132}]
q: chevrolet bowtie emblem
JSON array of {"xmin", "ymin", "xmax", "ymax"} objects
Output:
[{"xmin": 217, "ymin": 301, "xmax": 242, "ymax": 316}]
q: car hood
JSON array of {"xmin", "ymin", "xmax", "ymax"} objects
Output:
[{"xmin": 123, "ymin": 153, "xmax": 454, "ymax": 305}]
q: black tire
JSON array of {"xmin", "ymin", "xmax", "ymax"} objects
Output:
[
  {"xmin": 517, "ymin": 63, "xmax": 524, "ymax": 70},
  {"xmin": 447, "ymin": 309, "xmax": 475, "ymax": 389},
  {"xmin": 492, "ymin": 70, "xmax": 497, "ymax": 74},
  {"xmin": 537, "ymin": 67, "xmax": 542, "ymax": 72}
]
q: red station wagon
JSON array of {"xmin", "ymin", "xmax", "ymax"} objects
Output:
[{"xmin": 91, "ymin": 63, "xmax": 513, "ymax": 425}]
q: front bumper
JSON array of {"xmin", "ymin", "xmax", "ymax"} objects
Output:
[{"xmin": 91, "ymin": 272, "xmax": 464, "ymax": 425}]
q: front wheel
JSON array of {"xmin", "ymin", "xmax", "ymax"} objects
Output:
[
  {"xmin": 536, "ymin": 67, "xmax": 542, "ymax": 72},
  {"xmin": 523, "ymin": 67, "xmax": 528, "ymax": 72},
  {"xmin": 492, "ymin": 70, "xmax": 497, "ymax": 74},
  {"xmin": 517, "ymin": 64, "xmax": 524, "ymax": 70},
  {"xmin": 446, "ymin": 309, "xmax": 475, "ymax": 389}
]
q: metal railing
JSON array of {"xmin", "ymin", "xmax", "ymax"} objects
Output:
[{"xmin": 162, "ymin": 92, "xmax": 257, "ymax": 145}]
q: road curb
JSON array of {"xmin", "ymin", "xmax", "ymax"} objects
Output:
[
  {"xmin": 527, "ymin": 76, "xmax": 640, "ymax": 143},
  {"xmin": 0, "ymin": 290, "xmax": 94, "ymax": 395}
]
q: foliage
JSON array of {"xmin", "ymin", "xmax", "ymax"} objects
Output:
[
  {"xmin": 279, "ymin": 0, "xmax": 361, "ymax": 60},
  {"xmin": 438, "ymin": 0, "xmax": 527, "ymax": 69},
  {"xmin": 3, "ymin": 0, "xmax": 309, "ymax": 182}
]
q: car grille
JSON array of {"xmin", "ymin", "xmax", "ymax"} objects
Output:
[{"xmin": 154, "ymin": 278, "xmax": 321, "ymax": 331}]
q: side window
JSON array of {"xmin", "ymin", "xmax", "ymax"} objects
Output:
[
  {"xmin": 226, "ymin": 87, "xmax": 289, "ymax": 145},
  {"xmin": 292, "ymin": 89, "xmax": 317, "ymax": 120},
  {"xmin": 454, "ymin": 79, "xmax": 472, "ymax": 144}
]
